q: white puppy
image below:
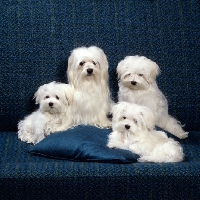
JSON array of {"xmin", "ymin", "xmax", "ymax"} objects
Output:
[
  {"xmin": 107, "ymin": 102, "xmax": 184, "ymax": 163},
  {"xmin": 117, "ymin": 55, "xmax": 188, "ymax": 139},
  {"xmin": 67, "ymin": 46, "xmax": 112, "ymax": 128},
  {"xmin": 18, "ymin": 81, "xmax": 74, "ymax": 144}
]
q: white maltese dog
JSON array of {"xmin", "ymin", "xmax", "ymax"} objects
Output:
[
  {"xmin": 67, "ymin": 46, "xmax": 112, "ymax": 128},
  {"xmin": 107, "ymin": 102, "xmax": 184, "ymax": 163},
  {"xmin": 18, "ymin": 81, "xmax": 74, "ymax": 144},
  {"xmin": 117, "ymin": 55, "xmax": 188, "ymax": 139}
]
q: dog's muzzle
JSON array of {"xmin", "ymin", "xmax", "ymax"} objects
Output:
[{"xmin": 87, "ymin": 68, "xmax": 93, "ymax": 75}]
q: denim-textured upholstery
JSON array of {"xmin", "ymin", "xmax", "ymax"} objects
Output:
[{"xmin": 1, "ymin": 0, "xmax": 200, "ymax": 199}]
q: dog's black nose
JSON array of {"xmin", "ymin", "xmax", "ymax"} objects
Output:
[
  {"xmin": 87, "ymin": 68, "xmax": 93, "ymax": 74},
  {"xmin": 107, "ymin": 112, "xmax": 113, "ymax": 119},
  {"xmin": 49, "ymin": 102, "xmax": 53, "ymax": 107},
  {"xmin": 131, "ymin": 81, "xmax": 137, "ymax": 85},
  {"xmin": 125, "ymin": 124, "xmax": 130, "ymax": 129}
]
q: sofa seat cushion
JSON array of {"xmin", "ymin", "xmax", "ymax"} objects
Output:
[{"xmin": 1, "ymin": 131, "xmax": 200, "ymax": 199}]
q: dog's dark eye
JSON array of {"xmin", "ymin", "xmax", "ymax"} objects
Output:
[
  {"xmin": 124, "ymin": 73, "xmax": 131, "ymax": 78},
  {"xmin": 92, "ymin": 61, "xmax": 96, "ymax": 65},
  {"xmin": 138, "ymin": 74, "xmax": 143, "ymax": 76},
  {"xmin": 133, "ymin": 119, "xmax": 138, "ymax": 124},
  {"xmin": 45, "ymin": 96, "xmax": 49, "ymax": 99},
  {"xmin": 79, "ymin": 61, "xmax": 85, "ymax": 66},
  {"xmin": 123, "ymin": 116, "xmax": 126, "ymax": 119},
  {"xmin": 56, "ymin": 95, "xmax": 59, "ymax": 100}
]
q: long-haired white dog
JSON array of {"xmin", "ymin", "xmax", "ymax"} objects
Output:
[
  {"xmin": 18, "ymin": 81, "xmax": 74, "ymax": 144},
  {"xmin": 117, "ymin": 55, "xmax": 188, "ymax": 139},
  {"xmin": 107, "ymin": 102, "xmax": 184, "ymax": 163},
  {"xmin": 67, "ymin": 46, "xmax": 112, "ymax": 127}
]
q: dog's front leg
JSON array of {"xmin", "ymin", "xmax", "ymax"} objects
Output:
[
  {"xmin": 107, "ymin": 131, "xmax": 127, "ymax": 150},
  {"xmin": 34, "ymin": 125, "xmax": 45, "ymax": 144}
]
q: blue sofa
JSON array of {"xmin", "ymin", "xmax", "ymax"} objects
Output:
[{"xmin": 1, "ymin": 0, "xmax": 200, "ymax": 199}]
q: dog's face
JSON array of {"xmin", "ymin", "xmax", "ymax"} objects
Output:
[
  {"xmin": 117, "ymin": 56, "xmax": 160, "ymax": 90},
  {"xmin": 112, "ymin": 102, "xmax": 155, "ymax": 134},
  {"xmin": 34, "ymin": 81, "xmax": 73, "ymax": 114},
  {"xmin": 67, "ymin": 46, "xmax": 109, "ymax": 87}
]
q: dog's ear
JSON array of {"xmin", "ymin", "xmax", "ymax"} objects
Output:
[
  {"xmin": 68, "ymin": 52, "xmax": 73, "ymax": 69},
  {"xmin": 116, "ymin": 59, "xmax": 125, "ymax": 80},
  {"xmin": 89, "ymin": 46, "xmax": 109, "ymax": 82},
  {"xmin": 34, "ymin": 84, "xmax": 47, "ymax": 104},
  {"xmin": 61, "ymin": 84, "xmax": 74, "ymax": 106},
  {"xmin": 33, "ymin": 81, "xmax": 56, "ymax": 104},
  {"xmin": 67, "ymin": 52, "xmax": 75, "ymax": 83},
  {"xmin": 140, "ymin": 106, "xmax": 155, "ymax": 130},
  {"xmin": 148, "ymin": 60, "xmax": 160, "ymax": 83},
  {"xmin": 112, "ymin": 102, "xmax": 128, "ymax": 122},
  {"xmin": 88, "ymin": 46, "xmax": 108, "ymax": 69}
]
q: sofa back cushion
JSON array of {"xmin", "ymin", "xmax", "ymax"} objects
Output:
[{"xmin": 1, "ymin": 0, "xmax": 200, "ymax": 131}]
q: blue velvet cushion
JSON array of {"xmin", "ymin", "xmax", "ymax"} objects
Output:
[{"xmin": 30, "ymin": 125, "xmax": 139, "ymax": 163}]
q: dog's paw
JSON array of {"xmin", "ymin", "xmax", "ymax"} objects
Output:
[
  {"xmin": 34, "ymin": 134, "xmax": 45, "ymax": 144},
  {"xmin": 137, "ymin": 158, "xmax": 145, "ymax": 162},
  {"xmin": 177, "ymin": 132, "xmax": 189, "ymax": 139},
  {"xmin": 18, "ymin": 133, "xmax": 35, "ymax": 144},
  {"xmin": 94, "ymin": 122, "xmax": 112, "ymax": 129},
  {"xmin": 138, "ymin": 156, "xmax": 153, "ymax": 163},
  {"xmin": 107, "ymin": 143, "xmax": 116, "ymax": 149}
]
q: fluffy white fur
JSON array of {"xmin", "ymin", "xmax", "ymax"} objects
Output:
[
  {"xmin": 18, "ymin": 81, "xmax": 74, "ymax": 144},
  {"xmin": 107, "ymin": 102, "xmax": 184, "ymax": 163},
  {"xmin": 117, "ymin": 55, "xmax": 188, "ymax": 139},
  {"xmin": 67, "ymin": 46, "xmax": 112, "ymax": 128}
]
